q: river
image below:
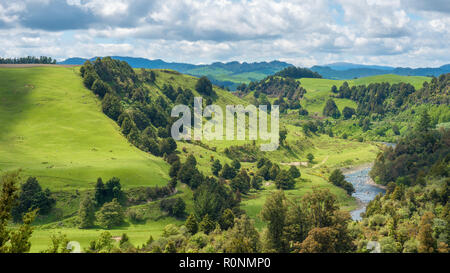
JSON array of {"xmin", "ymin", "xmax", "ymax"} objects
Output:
[
  {"xmin": 345, "ymin": 167, "xmax": 386, "ymax": 221},
  {"xmin": 345, "ymin": 142, "xmax": 395, "ymax": 220}
]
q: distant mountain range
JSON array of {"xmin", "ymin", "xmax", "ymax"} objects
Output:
[
  {"xmin": 59, "ymin": 57, "xmax": 450, "ymax": 88},
  {"xmin": 59, "ymin": 56, "xmax": 291, "ymax": 89},
  {"xmin": 311, "ymin": 62, "xmax": 450, "ymax": 80}
]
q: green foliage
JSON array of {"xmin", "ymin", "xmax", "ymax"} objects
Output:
[
  {"xmin": 230, "ymin": 169, "xmax": 251, "ymax": 194},
  {"xmin": 220, "ymin": 163, "xmax": 237, "ymax": 180},
  {"xmin": 251, "ymin": 175, "xmax": 263, "ymax": 190},
  {"xmin": 0, "ymin": 172, "xmax": 37, "ymax": 253},
  {"xmin": 289, "ymin": 166, "xmax": 301, "ymax": 179},
  {"xmin": 219, "ymin": 209, "xmax": 235, "ymax": 230},
  {"xmin": 95, "ymin": 199, "xmax": 124, "ymax": 229},
  {"xmin": 185, "ymin": 214, "xmax": 199, "ymax": 235},
  {"xmin": 274, "ymin": 66, "xmax": 322, "ymax": 79},
  {"xmin": 328, "ymin": 170, "xmax": 355, "ymax": 195},
  {"xmin": 275, "ymin": 170, "xmax": 296, "ymax": 190},
  {"xmin": 78, "ymin": 195, "xmax": 96, "ymax": 229},
  {"xmin": 260, "ymin": 191, "xmax": 287, "ymax": 252},
  {"xmin": 211, "ymin": 159, "xmax": 222, "ymax": 176},
  {"xmin": 159, "ymin": 197, "xmax": 186, "ymax": 218},
  {"xmin": 11, "ymin": 177, "xmax": 55, "ymax": 222},
  {"xmin": 42, "ymin": 233, "xmax": 71, "ymax": 253},
  {"xmin": 323, "ymin": 99, "xmax": 341, "ymax": 119},
  {"xmin": 193, "ymin": 177, "xmax": 239, "ymax": 221},
  {"xmin": 342, "ymin": 106, "xmax": 356, "ymax": 120},
  {"xmin": 199, "ymin": 214, "xmax": 216, "ymax": 235},
  {"xmin": 195, "ymin": 76, "xmax": 215, "ymax": 97},
  {"xmin": 224, "ymin": 215, "xmax": 261, "ymax": 253},
  {"xmin": 307, "ymin": 153, "xmax": 314, "ymax": 163}
]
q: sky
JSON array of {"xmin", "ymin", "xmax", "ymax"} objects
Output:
[{"xmin": 0, "ymin": 0, "xmax": 449, "ymax": 67}]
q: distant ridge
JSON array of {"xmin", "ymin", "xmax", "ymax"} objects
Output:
[
  {"xmin": 59, "ymin": 56, "xmax": 292, "ymax": 89},
  {"xmin": 59, "ymin": 56, "xmax": 450, "ymax": 84},
  {"xmin": 311, "ymin": 63, "xmax": 450, "ymax": 80}
]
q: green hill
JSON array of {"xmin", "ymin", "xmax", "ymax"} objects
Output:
[
  {"xmin": 0, "ymin": 66, "xmax": 170, "ymax": 191},
  {"xmin": 299, "ymin": 74, "xmax": 431, "ymax": 115}
]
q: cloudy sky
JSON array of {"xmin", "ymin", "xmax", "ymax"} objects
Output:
[{"xmin": 0, "ymin": 0, "xmax": 449, "ymax": 67}]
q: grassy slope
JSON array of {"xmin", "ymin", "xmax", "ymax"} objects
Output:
[
  {"xmin": 0, "ymin": 67, "xmax": 170, "ymax": 191},
  {"xmin": 300, "ymin": 74, "xmax": 430, "ymax": 115}
]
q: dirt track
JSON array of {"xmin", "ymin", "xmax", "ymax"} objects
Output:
[{"xmin": 0, "ymin": 64, "xmax": 79, "ymax": 68}]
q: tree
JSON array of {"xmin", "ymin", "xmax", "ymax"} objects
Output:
[
  {"xmin": 96, "ymin": 199, "xmax": 124, "ymax": 229},
  {"xmin": 85, "ymin": 231, "xmax": 114, "ymax": 253},
  {"xmin": 251, "ymin": 175, "xmax": 263, "ymax": 190},
  {"xmin": 219, "ymin": 208, "xmax": 235, "ymax": 230},
  {"xmin": 224, "ymin": 215, "xmax": 261, "ymax": 253},
  {"xmin": 94, "ymin": 178, "xmax": 106, "ymax": 206},
  {"xmin": 220, "ymin": 163, "xmax": 236, "ymax": 180},
  {"xmin": 199, "ymin": 214, "xmax": 215, "ymax": 235},
  {"xmin": 11, "ymin": 177, "xmax": 55, "ymax": 222},
  {"xmin": 185, "ymin": 214, "xmax": 199, "ymax": 234},
  {"xmin": 91, "ymin": 79, "xmax": 110, "ymax": 98},
  {"xmin": 102, "ymin": 93, "xmax": 123, "ymax": 121},
  {"xmin": 260, "ymin": 191, "xmax": 287, "ymax": 252},
  {"xmin": 275, "ymin": 170, "xmax": 296, "ymax": 190},
  {"xmin": 289, "ymin": 166, "xmax": 301, "ymax": 179},
  {"xmin": 329, "ymin": 169, "xmax": 355, "ymax": 195},
  {"xmin": 417, "ymin": 109, "xmax": 432, "ymax": 132},
  {"xmin": 211, "ymin": 159, "xmax": 222, "ymax": 176},
  {"xmin": 418, "ymin": 212, "xmax": 436, "ymax": 253},
  {"xmin": 342, "ymin": 107, "xmax": 355, "ymax": 120},
  {"xmin": 79, "ymin": 195, "xmax": 96, "ymax": 229},
  {"xmin": 160, "ymin": 197, "xmax": 186, "ymax": 218},
  {"xmin": 269, "ymin": 164, "xmax": 280, "ymax": 181},
  {"xmin": 307, "ymin": 153, "xmax": 314, "ymax": 163},
  {"xmin": 0, "ymin": 171, "xmax": 37, "ymax": 253},
  {"xmin": 230, "ymin": 169, "xmax": 251, "ymax": 194},
  {"xmin": 323, "ymin": 99, "xmax": 340, "ymax": 118},
  {"xmin": 169, "ymin": 160, "xmax": 181, "ymax": 178},
  {"xmin": 231, "ymin": 159, "xmax": 241, "ymax": 170},
  {"xmin": 298, "ymin": 227, "xmax": 338, "ymax": 253},
  {"xmin": 195, "ymin": 76, "xmax": 214, "ymax": 96},
  {"xmin": 302, "ymin": 188, "xmax": 339, "ymax": 228},
  {"xmin": 42, "ymin": 232, "xmax": 71, "ymax": 253},
  {"xmin": 279, "ymin": 128, "xmax": 288, "ymax": 145}
]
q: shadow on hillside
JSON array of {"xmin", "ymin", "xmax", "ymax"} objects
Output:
[{"xmin": 0, "ymin": 68, "xmax": 37, "ymax": 142}]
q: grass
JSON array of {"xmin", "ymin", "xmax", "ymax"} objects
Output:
[
  {"xmin": 0, "ymin": 67, "xmax": 170, "ymax": 191},
  {"xmin": 29, "ymin": 217, "xmax": 182, "ymax": 252}
]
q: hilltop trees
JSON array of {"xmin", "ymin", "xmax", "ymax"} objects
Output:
[
  {"xmin": 195, "ymin": 76, "xmax": 215, "ymax": 97},
  {"xmin": 0, "ymin": 56, "xmax": 56, "ymax": 64},
  {"xmin": 274, "ymin": 66, "xmax": 322, "ymax": 79}
]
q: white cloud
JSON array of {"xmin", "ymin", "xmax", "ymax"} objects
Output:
[{"xmin": 0, "ymin": 0, "xmax": 448, "ymax": 67}]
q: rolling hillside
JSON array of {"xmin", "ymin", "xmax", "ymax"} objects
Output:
[
  {"xmin": 299, "ymin": 74, "xmax": 431, "ymax": 115},
  {"xmin": 0, "ymin": 66, "xmax": 170, "ymax": 191}
]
